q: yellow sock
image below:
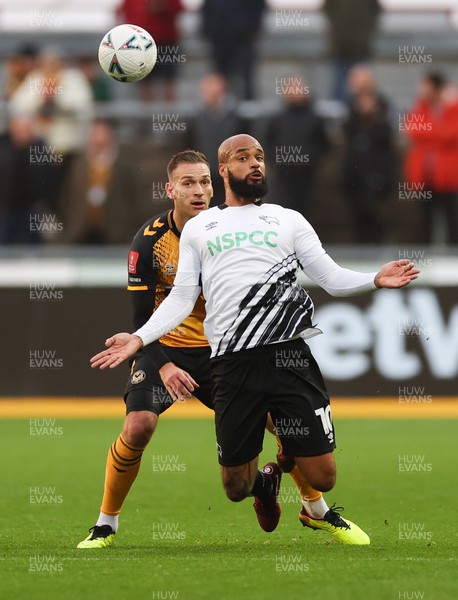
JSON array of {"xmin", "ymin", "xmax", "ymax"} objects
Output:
[
  {"xmin": 288, "ymin": 465, "xmax": 323, "ymax": 502},
  {"xmin": 275, "ymin": 435, "xmax": 322, "ymax": 502},
  {"xmin": 100, "ymin": 434, "xmax": 145, "ymax": 516}
]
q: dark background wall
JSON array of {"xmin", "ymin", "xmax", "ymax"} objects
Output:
[{"xmin": 3, "ymin": 285, "xmax": 457, "ymax": 397}]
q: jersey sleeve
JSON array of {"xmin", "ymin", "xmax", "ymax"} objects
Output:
[
  {"xmin": 133, "ymin": 224, "xmax": 202, "ymax": 346},
  {"xmin": 173, "ymin": 219, "xmax": 202, "ymax": 287},
  {"xmin": 134, "ymin": 285, "xmax": 201, "ymax": 346},
  {"xmin": 127, "ymin": 228, "xmax": 158, "ymax": 327},
  {"xmin": 303, "ymin": 254, "xmax": 377, "ymax": 296},
  {"xmin": 127, "ymin": 226, "xmax": 171, "ymax": 369},
  {"xmin": 292, "ymin": 212, "xmax": 377, "ymax": 296},
  {"xmin": 127, "ymin": 229, "xmax": 157, "ymax": 291},
  {"xmin": 291, "ymin": 211, "xmax": 327, "ymax": 269}
]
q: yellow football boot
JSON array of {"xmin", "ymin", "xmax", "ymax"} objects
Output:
[
  {"xmin": 299, "ymin": 505, "xmax": 370, "ymax": 545},
  {"xmin": 77, "ymin": 525, "xmax": 115, "ymax": 549}
]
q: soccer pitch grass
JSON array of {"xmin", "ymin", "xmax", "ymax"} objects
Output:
[{"xmin": 1, "ymin": 417, "xmax": 456, "ymax": 600}]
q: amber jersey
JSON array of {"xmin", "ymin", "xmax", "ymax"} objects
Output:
[{"xmin": 127, "ymin": 210, "xmax": 208, "ymax": 347}]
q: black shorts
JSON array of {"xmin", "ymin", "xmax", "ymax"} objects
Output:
[
  {"xmin": 124, "ymin": 346, "xmax": 213, "ymax": 416},
  {"xmin": 211, "ymin": 339, "xmax": 335, "ymax": 467}
]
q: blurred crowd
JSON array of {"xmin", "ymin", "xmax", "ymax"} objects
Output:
[{"xmin": 1, "ymin": 0, "xmax": 458, "ymax": 245}]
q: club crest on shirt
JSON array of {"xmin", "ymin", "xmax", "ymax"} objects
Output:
[
  {"xmin": 259, "ymin": 215, "xmax": 279, "ymax": 226},
  {"xmin": 131, "ymin": 370, "xmax": 146, "ymax": 384}
]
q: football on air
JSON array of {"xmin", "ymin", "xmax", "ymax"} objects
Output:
[{"xmin": 98, "ymin": 23, "xmax": 157, "ymax": 83}]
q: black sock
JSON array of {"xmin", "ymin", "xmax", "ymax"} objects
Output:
[{"xmin": 250, "ymin": 471, "xmax": 273, "ymax": 499}]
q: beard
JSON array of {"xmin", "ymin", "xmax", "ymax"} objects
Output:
[{"xmin": 227, "ymin": 170, "xmax": 269, "ymax": 200}]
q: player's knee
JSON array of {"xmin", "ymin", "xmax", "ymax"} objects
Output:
[
  {"xmin": 317, "ymin": 475, "xmax": 335, "ymax": 493},
  {"xmin": 222, "ymin": 478, "xmax": 250, "ymax": 502},
  {"xmin": 310, "ymin": 468, "xmax": 336, "ymax": 492},
  {"xmin": 224, "ymin": 485, "xmax": 248, "ymax": 503},
  {"xmin": 123, "ymin": 412, "xmax": 157, "ymax": 447}
]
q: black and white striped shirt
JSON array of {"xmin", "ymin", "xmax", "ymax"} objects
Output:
[{"xmin": 135, "ymin": 202, "xmax": 377, "ymax": 357}]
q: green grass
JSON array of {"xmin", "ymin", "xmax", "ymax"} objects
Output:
[{"xmin": 1, "ymin": 418, "xmax": 456, "ymax": 600}]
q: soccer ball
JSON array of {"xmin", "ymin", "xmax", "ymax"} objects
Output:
[{"xmin": 98, "ymin": 23, "xmax": 157, "ymax": 83}]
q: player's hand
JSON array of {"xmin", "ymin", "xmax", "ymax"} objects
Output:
[
  {"xmin": 90, "ymin": 333, "xmax": 143, "ymax": 370},
  {"xmin": 374, "ymin": 260, "xmax": 420, "ymax": 289},
  {"xmin": 159, "ymin": 362, "xmax": 199, "ymax": 402}
]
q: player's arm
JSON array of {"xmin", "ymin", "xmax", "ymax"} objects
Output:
[
  {"xmin": 130, "ymin": 287, "xmax": 197, "ymax": 399},
  {"xmin": 130, "ymin": 286, "xmax": 171, "ymax": 369},
  {"xmin": 293, "ymin": 213, "xmax": 419, "ymax": 296},
  {"xmin": 127, "ymin": 228, "xmax": 176, "ymax": 371},
  {"xmin": 91, "ymin": 285, "xmax": 200, "ymax": 370},
  {"xmin": 91, "ymin": 224, "xmax": 202, "ymax": 369},
  {"xmin": 304, "ymin": 254, "xmax": 419, "ymax": 296}
]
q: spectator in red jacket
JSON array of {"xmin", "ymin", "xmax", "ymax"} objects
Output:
[
  {"xmin": 117, "ymin": 0, "xmax": 184, "ymax": 102},
  {"xmin": 403, "ymin": 72, "xmax": 458, "ymax": 244}
]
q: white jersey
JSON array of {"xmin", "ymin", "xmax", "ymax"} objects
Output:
[
  {"xmin": 134, "ymin": 201, "xmax": 377, "ymax": 357},
  {"xmin": 175, "ymin": 202, "xmax": 326, "ymax": 356}
]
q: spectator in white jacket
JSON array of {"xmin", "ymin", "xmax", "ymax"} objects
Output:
[{"xmin": 9, "ymin": 49, "xmax": 93, "ymax": 215}]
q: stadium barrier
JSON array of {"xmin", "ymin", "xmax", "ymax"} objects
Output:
[{"xmin": 2, "ymin": 248, "xmax": 457, "ymax": 398}]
